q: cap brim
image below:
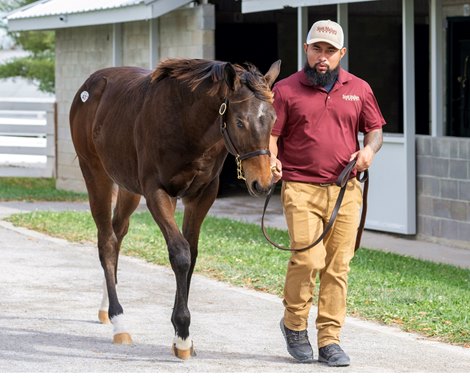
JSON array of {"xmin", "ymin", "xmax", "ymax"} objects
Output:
[{"xmin": 306, "ymin": 38, "xmax": 342, "ymax": 49}]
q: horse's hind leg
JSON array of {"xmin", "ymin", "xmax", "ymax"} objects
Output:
[
  {"xmin": 98, "ymin": 188, "xmax": 141, "ymax": 325},
  {"xmin": 113, "ymin": 188, "xmax": 141, "ymax": 250},
  {"xmin": 78, "ymin": 161, "xmax": 133, "ymax": 344}
]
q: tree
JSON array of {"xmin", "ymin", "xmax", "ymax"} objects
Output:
[{"xmin": 0, "ymin": 0, "xmax": 55, "ymax": 94}]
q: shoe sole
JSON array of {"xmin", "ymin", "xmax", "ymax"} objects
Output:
[
  {"xmin": 279, "ymin": 318, "xmax": 314, "ymax": 363},
  {"xmin": 318, "ymin": 355, "xmax": 350, "ymax": 367}
]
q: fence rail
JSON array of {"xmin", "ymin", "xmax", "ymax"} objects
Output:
[{"xmin": 0, "ymin": 98, "xmax": 56, "ymax": 178}]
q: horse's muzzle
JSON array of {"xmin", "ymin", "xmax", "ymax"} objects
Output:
[{"xmin": 248, "ymin": 180, "xmax": 272, "ymax": 197}]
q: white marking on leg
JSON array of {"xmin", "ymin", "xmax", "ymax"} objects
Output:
[
  {"xmin": 99, "ymin": 279, "xmax": 109, "ymax": 312},
  {"xmin": 110, "ymin": 314, "xmax": 130, "ymax": 336},
  {"xmin": 173, "ymin": 336, "xmax": 192, "ymax": 350}
]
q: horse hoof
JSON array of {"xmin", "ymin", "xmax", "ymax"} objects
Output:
[
  {"xmin": 172, "ymin": 343, "xmax": 196, "ymax": 360},
  {"xmin": 98, "ymin": 310, "xmax": 110, "ymax": 324},
  {"xmin": 113, "ymin": 333, "xmax": 133, "ymax": 344}
]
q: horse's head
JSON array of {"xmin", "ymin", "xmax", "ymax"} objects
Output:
[{"xmin": 220, "ymin": 60, "xmax": 281, "ymax": 196}]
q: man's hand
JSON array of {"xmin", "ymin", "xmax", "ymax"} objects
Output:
[
  {"xmin": 270, "ymin": 158, "xmax": 282, "ymax": 183},
  {"xmin": 351, "ymin": 129, "xmax": 383, "ymax": 172},
  {"xmin": 350, "ymin": 145, "xmax": 374, "ymax": 172},
  {"xmin": 269, "ymin": 135, "xmax": 283, "ymax": 182}
]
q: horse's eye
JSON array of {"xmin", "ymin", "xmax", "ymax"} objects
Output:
[{"xmin": 236, "ymin": 120, "xmax": 244, "ymax": 129}]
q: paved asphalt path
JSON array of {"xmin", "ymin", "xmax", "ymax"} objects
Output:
[{"xmin": 1, "ymin": 216, "xmax": 470, "ymax": 373}]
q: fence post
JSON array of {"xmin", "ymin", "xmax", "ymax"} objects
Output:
[{"xmin": 45, "ymin": 101, "xmax": 57, "ymax": 178}]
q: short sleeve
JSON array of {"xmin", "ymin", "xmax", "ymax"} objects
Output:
[{"xmin": 359, "ymin": 84, "xmax": 386, "ymax": 133}]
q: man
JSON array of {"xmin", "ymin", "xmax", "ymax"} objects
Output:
[{"xmin": 270, "ymin": 20, "xmax": 385, "ymax": 366}]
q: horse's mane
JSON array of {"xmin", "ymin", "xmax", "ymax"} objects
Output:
[{"xmin": 151, "ymin": 58, "xmax": 273, "ymax": 103}]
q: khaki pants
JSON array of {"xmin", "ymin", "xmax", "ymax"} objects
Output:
[{"xmin": 281, "ymin": 179, "xmax": 363, "ymax": 348}]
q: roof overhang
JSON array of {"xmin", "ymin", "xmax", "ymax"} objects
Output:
[
  {"xmin": 6, "ymin": 0, "xmax": 192, "ymax": 31},
  {"xmin": 241, "ymin": 0, "xmax": 379, "ymax": 14}
]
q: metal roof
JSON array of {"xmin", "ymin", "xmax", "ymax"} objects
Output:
[
  {"xmin": 6, "ymin": 0, "xmax": 192, "ymax": 31},
  {"xmin": 7, "ymin": 0, "xmax": 144, "ymax": 20}
]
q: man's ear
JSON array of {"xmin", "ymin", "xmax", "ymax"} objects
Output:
[{"xmin": 303, "ymin": 43, "xmax": 309, "ymax": 54}]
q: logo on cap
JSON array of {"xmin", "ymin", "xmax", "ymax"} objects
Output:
[{"xmin": 316, "ymin": 26, "xmax": 337, "ymax": 35}]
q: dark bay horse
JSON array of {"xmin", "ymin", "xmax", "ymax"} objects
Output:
[{"xmin": 69, "ymin": 58, "xmax": 281, "ymax": 359}]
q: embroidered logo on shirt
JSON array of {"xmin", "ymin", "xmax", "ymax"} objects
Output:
[{"xmin": 342, "ymin": 94, "xmax": 360, "ymax": 101}]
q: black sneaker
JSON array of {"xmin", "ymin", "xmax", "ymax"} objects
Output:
[
  {"xmin": 279, "ymin": 318, "xmax": 314, "ymax": 363},
  {"xmin": 318, "ymin": 343, "xmax": 350, "ymax": 367}
]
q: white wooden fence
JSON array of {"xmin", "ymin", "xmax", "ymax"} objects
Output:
[{"xmin": 0, "ymin": 98, "xmax": 56, "ymax": 178}]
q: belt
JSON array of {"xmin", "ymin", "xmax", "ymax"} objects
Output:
[
  {"xmin": 319, "ymin": 180, "xmax": 351, "ymax": 187},
  {"xmin": 302, "ymin": 178, "xmax": 355, "ymax": 187},
  {"xmin": 261, "ymin": 159, "xmax": 369, "ymax": 252}
]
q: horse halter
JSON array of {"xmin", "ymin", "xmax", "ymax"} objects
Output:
[{"xmin": 219, "ymin": 98, "xmax": 271, "ymax": 180}]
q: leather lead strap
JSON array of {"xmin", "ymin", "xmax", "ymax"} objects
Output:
[
  {"xmin": 355, "ymin": 170, "xmax": 369, "ymax": 251},
  {"xmin": 261, "ymin": 159, "xmax": 369, "ymax": 253}
]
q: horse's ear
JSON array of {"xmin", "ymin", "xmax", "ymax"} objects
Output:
[
  {"xmin": 223, "ymin": 63, "xmax": 240, "ymax": 91},
  {"xmin": 264, "ymin": 60, "xmax": 281, "ymax": 88}
]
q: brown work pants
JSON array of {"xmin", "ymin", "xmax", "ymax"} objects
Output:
[{"xmin": 281, "ymin": 179, "xmax": 362, "ymax": 348}]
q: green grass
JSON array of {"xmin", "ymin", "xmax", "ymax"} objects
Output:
[
  {"xmin": 6, "ymin": 209, "xmax": 470, "ymax": 347},
  {"xmin": 348, "ymin": 249, "xmax": 469, "ymax": 345},
  {"xmin": 0, "ymin": 178, "xmax": 87, "ymax": 202}
]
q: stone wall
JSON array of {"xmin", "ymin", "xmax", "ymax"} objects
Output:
[
  {"xmin": 55, "ymin": 4, "xmax": 215, "ymax": 192},
  {"xmin": 416, "ymin": 136, "xmax": 470, "ymax": 248}
]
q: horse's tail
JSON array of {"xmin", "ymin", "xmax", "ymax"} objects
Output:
[{"xmin": 69, "ymin": 72, "xmax": 108, "ymax": 161}]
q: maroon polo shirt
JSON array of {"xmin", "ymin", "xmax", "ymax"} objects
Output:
[{"xmin": 272, "ymin": 68, "xmax": 385, "ymax": 183}]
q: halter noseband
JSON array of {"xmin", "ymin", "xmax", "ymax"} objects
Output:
[{"xmin": 219, "ymin": 98, "xmax": 271, "ymax": 180}]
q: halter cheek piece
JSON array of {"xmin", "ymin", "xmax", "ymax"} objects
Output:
[{"xmin": 219, "ymin": 99, "xmax": 271, "ymax": 180}]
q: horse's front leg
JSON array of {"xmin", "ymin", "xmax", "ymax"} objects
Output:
[
  {"xmin": 145, "ymin": 189, "xmax": 195, "ymax": 360},
  {"xmin": 182, "ymin": 178, "xmax": 219, "ymax": 292}
]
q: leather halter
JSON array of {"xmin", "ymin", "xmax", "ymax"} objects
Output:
[
  {"xmin": 219, "ymin": 99, "xmax": 271, "ymax": 180},
  {"xmin": 261, "ymin": 159, "xmax": 369, "ymax": 252}
]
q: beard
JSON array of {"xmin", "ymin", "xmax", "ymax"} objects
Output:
[{"xmin": 304, "ymin": 62, "xmax": 339, "ymax": 87}]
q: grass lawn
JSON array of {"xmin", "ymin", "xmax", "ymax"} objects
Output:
[{"xmin": 0, "ymin": 177, "xmax": 87, "ymax": 202}]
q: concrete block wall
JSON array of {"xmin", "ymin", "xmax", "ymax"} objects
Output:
[
  {"xmin": 122, "ymin": 21, "xmax": 150, "ymax": 68},
  {"xmin": 55, "ymin": 25, "xmax": 113, "ymax": 192},
  {"xmin": 55, "ymin": 4, "xmax": 215, "ymax": 193},
  {"xmin": 416, "ymin": 136, "xmax": 470, "ymax": 248},
  {"xmin": 443, "ymin": 0, "xmax": 470, "ymax": 17},
  {"xmin": 160, "ymin": 4, "xmax": 215, "ymax": 59}
]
